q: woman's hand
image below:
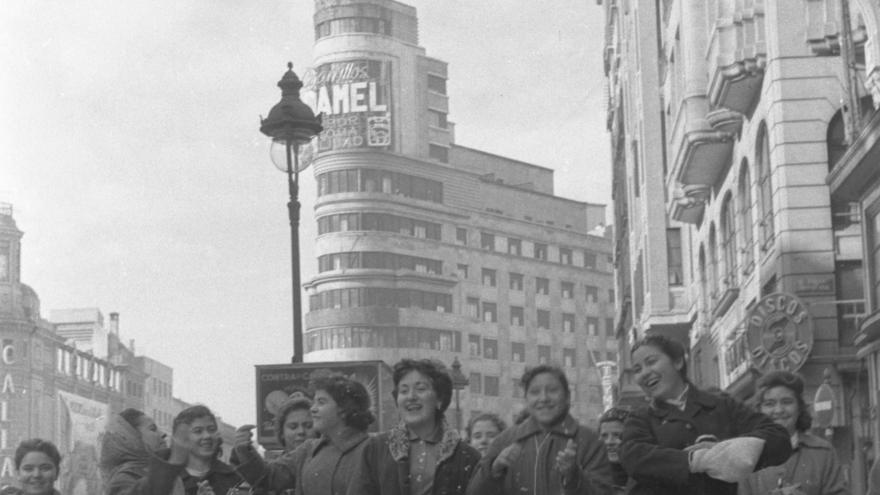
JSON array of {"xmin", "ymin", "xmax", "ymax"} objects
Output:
[
  {"xmin": 168, "ymin": 422, "xmax": 194, "ymax": 465},
  {"xmin": 233, "ymin": 425, "xmax": 256, "ymax": 453},
  {"xmin": 555, "ymin": 439, "xmax": 578, "ymax": 486},
  {"xmin": 491, "ymin": 442, "xmax": 523, "ymax": 477},
  {"xmin": 196, "ymin": 480, "xmax": 215, "ymax": 495}
]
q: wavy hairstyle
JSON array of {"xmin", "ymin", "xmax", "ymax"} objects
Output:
[
  {"xmin": 631, "ymin": 334, "xmax": 688, "ymax": 379},
  {"xmin": 466, "ymin": 412, "xmax": 507, "ymax": 439},
  {"xmin": 15, "ymin": 438, "xmax": 62, "ymax": 470},
  {"xmin": 392, "ymin": 359, "xmax": 453, "ymax": 414},
  {"xmin": 310, "ymin": 375, "xmax": 375, "ymax": 431},
  {"xmin": 754, "ymin": 370, "xmax": 812, "ymax": 432},
  {"xmin": 274, "ymin": 397, "xmax": 314, "ymax": 447}
]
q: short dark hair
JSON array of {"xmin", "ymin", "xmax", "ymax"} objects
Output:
[
  {"xmin": 173, "ymin": 405, "xmax": 217, "ymax": 431},
  {"xmin": 466, "ymin": 413, "xmax": 507, "ymax": 439},
  {"xmin": 599, "ymin": 407, "xmax": 629, "ymax": 426},
  {"xmin": 631, "ymin": 334, "xmax": 688, "ymax": 379},
  {"xmin": 520, "ymin": 365, "xmax": 571, "ymax": 400},
  {"xmin": 755, "ymin": 371, "xmax": 812, "ymax": 432},
  {"xmin": 310, "ymin": 375, "xmax": 375, "ymax": 431},
  {"xmin": 119, "ymin": 408, "xmax": 146, "ymax": 429},
  {"xmin": 274, "ymin": 397, "xmax": 313, "ymax": 447},
  {"xmin": 15, "ymin": 439, "xmax": 62, "ymax": 470},
  {"xmin": 392, "ymin": 359, "xmax": 453, "ymax": 414}
]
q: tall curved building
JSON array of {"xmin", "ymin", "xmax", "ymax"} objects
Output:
[{"xmin": 302, "ymin": 0, "xmax": 616, "ymax": 425}]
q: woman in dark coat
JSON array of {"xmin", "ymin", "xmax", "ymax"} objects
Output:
[
  {"xmin": 347, "ymin": 359, "xmax": 480, "ymax": 495},
  {"xmin": 466, "ymin": 365, "xmax": 613, "ymax": 495},
  {"xmin": 619, "ymin": 335, "xmax": 792, "ymax": 495},
  {"xmin": 234, "ymin": 374, "xmax": 374, "ymax": 495}
]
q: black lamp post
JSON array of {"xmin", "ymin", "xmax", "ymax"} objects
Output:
[
  {"xmin": 450, "ymin": 356, "xmax": 469, "ymax": 431},
  {"xmin": 260, "ymin": 62, "xmax": 323, "ymax": 363}
]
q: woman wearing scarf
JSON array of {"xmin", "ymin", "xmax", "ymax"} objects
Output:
[{"xmin": 347, "ymin": 359, "xmax": 480, "ymax": 495}]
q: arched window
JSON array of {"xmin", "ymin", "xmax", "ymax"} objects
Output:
[
  {"xmin": 756, "ymin": 123, "xmax": 775, "ymax": 249},
  {"xmin": 721, "ymin": 192, "xmax": 738, "ymax": 286},
  {"xmin": 738, "ymin": 161, "xmax": 755, "ymax": 273},
  {"xmin": 708, "ymin": 224, "xmax": 719, "ymax": 303}
]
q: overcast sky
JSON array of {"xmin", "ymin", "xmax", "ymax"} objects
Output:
[{"xmin": 2, "ymin": 0, "xmax": 610, "ymax": 426}]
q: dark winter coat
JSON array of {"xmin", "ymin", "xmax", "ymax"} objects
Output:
[
  {"xmin": 738, "ymin": 432, "xmax": 848, "ymax": 495},
  {"xmin": 466, "ymin": 414, "xmax": 614, "ymax": 495},
  {"xmin": 619, "ymin": 386, "xmax": 792, "ymax": 495},
  {"xmin": 179, "ymin": 457, "xmax": 243, "ymax": 495},
  {"xmin": 346, "ymin": 421, "xmax": 480, "ymax": 495},
  {"xmin": 236, "ymin": 427, "xmax": 369, "ymax": 495}
]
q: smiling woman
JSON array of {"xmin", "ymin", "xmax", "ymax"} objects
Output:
[
  {"xmin": 620, "ymin": 335, "xmax": 793, "ymax": 495},
  {"xmin": 8, "ymin": 439, "xmax": 62, "ymax": 495},
  {"xmin": 346, "ymin": 359, "xmax": 480, "ymax": 495}
]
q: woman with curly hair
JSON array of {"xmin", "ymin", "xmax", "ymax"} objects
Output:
[
  {"xmin": 347, "ymin": 358, "xmax": 480, "ymax": 495},
  {"xmin": 235, "ymin": 374, "xmax": 375, "ymax": 495},
  {"xmin": 467, "ymin": 413, "xmax": 507, "ymax": 458},
  {"xmin": 274, "ymin": 396, "xmax": 317, "ymax": 454},
  {"xmin": 739, "ymin": 371, "xmax": 848, "ymax": 495}
]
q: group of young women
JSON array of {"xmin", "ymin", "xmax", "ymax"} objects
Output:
[{"xmin": 5, "ymin": 335, "xmax": 869, "ymax": 494}]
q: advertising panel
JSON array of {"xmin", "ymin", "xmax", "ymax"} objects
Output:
[
  {"xmin": 301, "ymin": 59, "xmax": 393, "ymax": 160},
  {"xmin": 745, "ymin": 292, "xmax": 814, "ymax": 373},
  {"xmin": 56, "ymin": 390, "xmax": 108, "ymax": 495},
  {"xmin": 255, "ymin": 361, "xmax": 395, "ymax": 450}
]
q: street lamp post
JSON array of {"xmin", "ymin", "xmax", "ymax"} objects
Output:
[
  {"xmin": 260, "ymin": 62, "xmax": 323, "ymax": 363},
  {"xmin": 450, "ymin": 356, "xmax": 469, "ymax": 431}
]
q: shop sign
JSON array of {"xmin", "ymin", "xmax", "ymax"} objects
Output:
[
  {"xmin": 301, "ymin": 59, "xmax": 392, "ymax": 158},
  {"xmin": 0, "ymin": 339, "xmax": 15, "ymax": 481},
  {"xmin": 745, "ymin": 292, "xmax": 814, "ymax": 373}
]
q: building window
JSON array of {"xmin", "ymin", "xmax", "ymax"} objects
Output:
[
  {"xmin": 318, "ymin": 252, "xmax": 442, "ymax": 274},
  {"xmin": 870, "ymin": 209, "xmax": 880, "ymax": 308},
  {"xmin": 738, "ymin": 161, "xmax": 755, "ymax": 273},
  {"xmin": 484, "ymin": 376, "xmax": 500, "ymax": 396},
  {"xmin": 608, "ymin": 289, "xmax": 615, "ymax": 303},
  {"xmin": 456, "ymin": 227, "xmax": 467, "ymax": 245},
  {"xmin": 585, "ymin": 285, "xmax": 599, "ymax": 303},
  {"xmin": 428, "ymin": 74, "xmax": 447, "ymax": 94},
  {"xmin": 559, "ymin": 247, "xmax": 573, "ymax": 265},
  {"xmin": 469, "ymin": 372, "xmax": 482, "ymax": 393},
  {"xmin": 466, "ymin": 298, "xmax": 480, "ymax": 319},
  {"xmin": 536, "ymin": 277, "xmax": 550, "ymax": 295},
  {"xmin": 483, "ymin": 338, "xmax": 498, "ymax": 359},
  {"xmin": 319, "ymin": 168, "xmax": 443, "ymax": 202},
  {"xmin": 587, "ymin": 317, "xmax": 599, "ymax": 336},
  {"xmin": 538, "ymin": 345, "xmax": 551, "ymax": 365},
  {"xmin": 309, "ymin": 287, "xmax": 451, "ymax": 312},
  {"xmin": 708, "ymin": 225, "xmax": 719, "ymax": 302},
  {"xmin": 562, "ymin": 313, "xmax": 575, "ymax": 333},
  {"xmin": 468, "ymin": 334, "xmax": 481, "ymax": 356},
  {"xmin": 757, "ymin": 123, "xmax": 775, "ymax": 249},
  {"xmin": 511, "ymin": 342, "xmax": 525, "ymax": 362},
  {"xmin": 457, "ymin": 264, "xmax": 468, "ymax": 279},
  {"xmin": 482, "ymin": 268, "xmax": 497, "ymax": 287},
  {"xmin": 481, "ymin": 232, "xmax": 496, "ymax": 251},
  {"xmin": 563, "ymin": 348, "xmax": 576, "ymax": 367},
  {"xmin": 510, "ymin": 306, "xmax": 524, "ymax": 326},
  {"xmin": 667, "ymin": 228, "xmax": 683, "ymax": 285},
  {"xmin": 720, "ymin": 193, "xmax": 738, "ymax": 287},
  {"xmin": 318, "ymin": 212, "xmax": 441, "ymax": 239},
  {"xmin": 537, "ymin": 310, "xmax": 551, "ymax": 330},
  {"xmin": 606, "ymin": 318, "xmax": 615, "ymax": 337},
  {"xmin": 561, "ymin": 282, "xmax": 574, "ymax": 299},
  {"xmin": 509, "ymin": 273, "xmax": 524, "ymax": 291},
  {"xmin": 508, "ymin": 238, "xmax": 522, "ymax": 256},
  {"xmin": 482, "ymin": 302, "xmax": 497, "ymax": 323},
  {"xmin": 429, "ymin": 144, "xmax": 449, "ymax": 163},
  {"xmin": 428, "ymin": 109, "xmax": 447, "ymax": 129},
  {"xmin": 584, "ymin": 251, "xmax": 597, "ymax": 269},
  {"xmin": 534, "ymin": 243, "xmax": 548, "ymax": 260}
]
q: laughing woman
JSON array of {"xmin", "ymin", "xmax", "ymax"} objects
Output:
[
  {"xmin": 738, "ymin": 371, "xmax": 848, "ymax": 495},
  {"xmin": 347, "ymin": 359, "xmax": 480, "ymax": 495},
  {"xmin": 466, "ymin": 365, "xmax": 613, "ymax": 495},
  {"xmin": 620, "ymin": 335, "xmax": 792, "ymax": 495},
  {"xmin": 9, "ymin": 439, "xmax": 62, "ymax": 495}
]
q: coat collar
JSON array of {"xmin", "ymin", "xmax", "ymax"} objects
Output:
[
  {"xmin": 387, "ymin": 418, "xmax": 460, "ymax": 464},
  {"xmin": 311, "ymin": 427, "xmax": 369, "ymax": 456},
  {"xmin": 513, "ymin": 414, "xmax": 579, "ymax": 442},
  {"xmin": 648, "ymin": 386, "xmax": 719, "ymax": 419}
]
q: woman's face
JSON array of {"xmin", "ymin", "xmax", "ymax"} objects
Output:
[
  {"xmin": 137, "ymin": 416, "xmax": 166, "ymax": 453},
  {"xmin": 311, "ymin": 389, "xmax": 343, "ymax": 435},
  {"xmin": 396, "ymin": 370, "xmax": 440, "ymax": 430},
  {"xmin": 525, "ymin": 372, "xmax": 569, "ymax": 427},
  {"xmin": 469, "ymin": 419, "xmax": 501, "ymax": 456},
  {"xmin": 282, "ymin": 408, "xmax": 314, "ymax": 452},
  {"xmin": 759, "ymin": 385, "xmax": 799, "ymax": 434},
  {"xmin": 187, "ymin": 416, "xmax": 220, "ymax": 460},
  {"xmin": 17, "ymin": 451, "xmax": 58, "ymax": 495},
  {"xmin": 599, "ymin": 420, "xmax": 625, "ymax": 463},
  {"xmin": 631, "ymin": 344, "xmax": 686, "ymax": 401}
]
